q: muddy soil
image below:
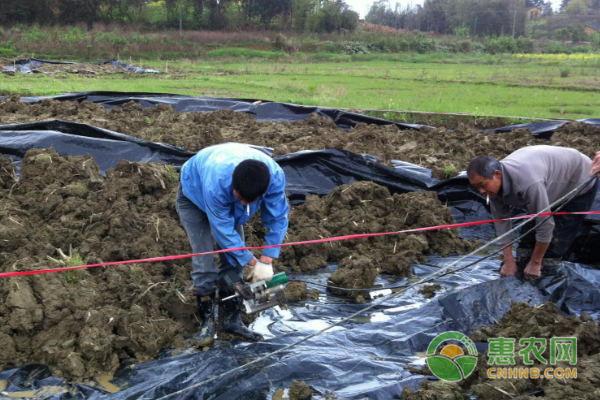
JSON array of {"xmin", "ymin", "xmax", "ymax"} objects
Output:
[
  {"xmin": 551, "ymin": 121, "xmax": 600, "ymax": 153},
  {"xmin": 418, "ymin": 283, "xmax": 442, "ymax": 299},
  {"xmin": 0, "ymin": 149, "xmax": 474, "ymax": 381},
  {"xmin": 401, "ymin": 380, "xmax": 466, "ymax": 400},
  {"xmin": 0, "ymin": 149, "xmax": 201, "ymax": 381},
  {"xmin": 407, "ymin": 302, "xmax": 600, "ymax": 400},
  {"xmin": 289, "ymin": 380, "xmax": 313, "ymax": 400},
  {"xmin": 284, "ymin": 282, "xmax": 319, "ymax": 302},
  {"xmin": 0, "ymin": 97, "xmax": 597, "ymax": 179},
  {"xmin": 274, "ymin": 181, "xmax": 473, "ymax": 294}
]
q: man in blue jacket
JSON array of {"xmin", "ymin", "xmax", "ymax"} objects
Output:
[{"xmin": 177, "ymin": 143, "xmax": 290, "ymax": 345}]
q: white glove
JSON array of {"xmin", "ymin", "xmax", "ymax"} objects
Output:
[{"xmin": 248, "ymin": 261, "xmax": 273, "ymax": 283}]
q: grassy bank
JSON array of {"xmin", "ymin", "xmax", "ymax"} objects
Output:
[{"xmin": 1, "ymin": 25, "xmax": 600, "ymax": 62}]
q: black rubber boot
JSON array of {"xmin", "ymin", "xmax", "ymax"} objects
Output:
[
  {"xmin": 194, "ymin": 292, "xmax": 216, "ymax": 346},
  {"xmin": 220, "ymin": 288, "xmax": 263, "ymax": 342}
]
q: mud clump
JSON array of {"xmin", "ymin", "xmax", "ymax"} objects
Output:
[
  {"xmin": 284, "ymin": 282, "xmax": 319, "ymax": 302},
  {"xmin": 0, "ymin": 149, "xmax": 199, "ymax": 380},
  {"xmin": 418, "ymin": 283, "xmax": 442, "ymax": 299},
  {"xmin": 328, "ymin": 255, "xmax": 378, "ymax": 298},
  {"xmin": 289, "ymin": 380, "xmax": 313, "ymax": 400},
  {"xmin": 279, "ymin": 181, "xmax": 474, "ymax": 293}
]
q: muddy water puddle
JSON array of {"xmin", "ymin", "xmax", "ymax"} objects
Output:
[
  {"xmin": 272, "ymin": 388, "xmax": 289, "ymax": 400},
  {"xmin": 97, "ymin": 374, "xmax": 120, "ymax": 393}
]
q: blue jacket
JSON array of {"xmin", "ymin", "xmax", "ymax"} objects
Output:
[{"xmin": 180, "ymin": 143, "xmax": 289, "ymax": 267}]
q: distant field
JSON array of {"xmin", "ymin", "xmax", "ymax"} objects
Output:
[{"xmin": 1, "ymin": 53, "xmax": 599, "ymax": 120}]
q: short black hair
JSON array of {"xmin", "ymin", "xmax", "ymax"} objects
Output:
[
  {"xmin": 467, "ymin": 156, "xmax": 501, "ymax": 179},
  {"xmin": 232, "ymin": 159, "xmax": 270, "ymax": 202}
]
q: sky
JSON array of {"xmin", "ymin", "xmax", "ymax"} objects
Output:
[{"xmin": 344, "ymin": 0, "xmax": 562, "ymax": 19}]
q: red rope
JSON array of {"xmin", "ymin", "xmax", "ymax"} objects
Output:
[{"xmin": 1, "ymin": 211, "xmax": 599, "ymax": 279}]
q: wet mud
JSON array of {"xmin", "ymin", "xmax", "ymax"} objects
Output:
[
  {"xmin": 418, "ymin": 283, "xmax": 442, "ymax": 299},
  {"xmin": 284, "ymin": 282, "xmax": 319, "ymax": 302},
  {"xmin": 1, "ymin": 96, "xmax": 597, "ymax": 386},
  {"xmin": 0, "ymin": 97, "xmax": 598, "ymax": 179},
  {"xmin": 289, "ymin": 380, "xmax": 313, "ymax": 400},
  {"xmin": 0, "ymin": 148, "xmax": 475, "ymax": 380},
  {"xmin": 0, "ymin": 149, "xmax": 198, "ymax": 380},
  {"xmin": 278, "ymin": 181, "xmax": 474, "ymax": 293},
  {"xmin": 401, "ymin": 380, "xmax": 466, "ymax": 400}
]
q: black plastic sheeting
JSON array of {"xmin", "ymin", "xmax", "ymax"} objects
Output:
[
  {"xmin": 0, "ymin": 93, "xmax": 599, "ymax": 399},
  {"xmin": 3, "ymin": 59, "xmax": 160, "ymax": 74},
  {"xmin": 12, "ymin": 91, "xmax": 600, "ymax": 132},
  {"xmin": 2, "ymin": 260, "xmax": 600, "ymax": 399},
  {"xmin": 484, "ymin": 118, "xmax": 600, "ymax": 139},
  {"xmin": 103, "ymin": 60, "xmax": 160, "ymax": 74},
  {"xmin": 3, "ymin": 58, "xmax": 77, "ymax": 74},
  {"xmin": 16, "ymin": 92, "xmax": 432, "ymax": 131}
]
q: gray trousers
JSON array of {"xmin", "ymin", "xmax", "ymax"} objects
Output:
[{"xmin": 176, "ymin": 186, "xmax": 244, "ymax": 296}]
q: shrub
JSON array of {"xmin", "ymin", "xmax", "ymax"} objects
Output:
[
  {"xmin": 571, "ymin": 26, "xmax": 587, "ymax": 43},
  {"xmin": 546, "ymin": 42, "xmax": 571, "ymax": 54},
  {"xmin": 339, "ymin": 41, "xmax": 369, "ymax": 54},
  {"xmin": 554, "ymin": 28, "xmax": 571, "ymax": 41},
  {"xmin": 457, "ymin": 40, "xmax": 472, "ymax": 53},
  {"xmin": 207, "ymin": 48, "xmax": 288, "ymax": 59},
  {"xmin": 453, "ymin": 25, "xmax": 469, "ymax": 38},
  {"xmin": 274, "ymin": 33, "xmax": 297, "ymax": 54},
  {"xmin": 485, "ymin": 36, "xmax": 518, "ymax": 54},
  {"xmin": 572, "ymin": 45, "xmax": 591, "ymax": 53},
  {"xmin": 516, "ymin": 37, "xmax": 535, "ymax": 54}
]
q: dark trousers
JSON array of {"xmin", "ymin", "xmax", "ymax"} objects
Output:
[
  {"xmin": 518, "ymin": 179, "xmax": 598, "ymax": 261},
  {"xmin": 176, "ymin": 186, "xmax": 244, "ymax": 296}
]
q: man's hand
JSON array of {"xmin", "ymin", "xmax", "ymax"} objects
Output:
[
  {"xmin": 251, "ymin": 261, "xmax": 274, "ymax": 283},
  {"xmin": 500, "ymin": 259, "xmax": 518, "ymax": 278},
  {"xmin": 244, "ymin": 259, "xmax": 274, "ymax": 283},
  {"xmin": 524, "ymin": 260, "xmax": 542, "ymax": 281},
  {"xmin": 591, "ymin": 151, "xmax": 600, "ymax": 177}
]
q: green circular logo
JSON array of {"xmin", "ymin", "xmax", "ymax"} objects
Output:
[{"xmin": 426, "ymin": 331, "xmax": 478, "ymax": 382}]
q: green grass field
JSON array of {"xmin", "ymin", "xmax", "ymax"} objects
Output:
[{"xmin": 1, "ymin": 53, "xmax": 599, "ymax": 120}]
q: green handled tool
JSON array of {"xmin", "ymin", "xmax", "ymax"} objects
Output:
[{"xmin": 222, "ymin": 272, "xmax": 289, "ymax": 314}]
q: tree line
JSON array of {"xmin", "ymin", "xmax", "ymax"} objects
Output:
[
  {"xmin": 0, "ymin": 0, "xmax": 359, "ymax": 33},
  {"xmin": 366, "ymin": 0, "xmax": 600, "ymax": 38}
]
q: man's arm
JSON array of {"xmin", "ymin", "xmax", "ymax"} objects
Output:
[
  {"xmin": 500, "ymin": 243, "xmax": 517, "ymax": 278},
  {"xmin": 523, "ymin": 183, "xmax": 553, "ymax": 280},
  {"xmin": 259, "ymin": 170, "xmax": 290, "ymax": 260},
  {"xmin": 205, "ymin": 195, "xmax": 255, "ymax": 267},
  {"xmin": 490, "ymin": 199, "xmax": 519, "ymax": 277}
]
